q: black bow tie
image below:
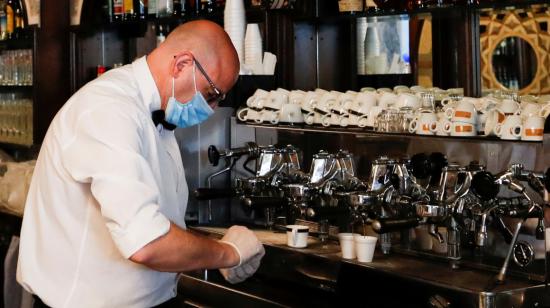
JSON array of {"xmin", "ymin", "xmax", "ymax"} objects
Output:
[{"xmin": 152, "ymin": 110, "xmax": 176, "ymax": 131}]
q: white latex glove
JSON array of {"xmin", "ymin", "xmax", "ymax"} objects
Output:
[
  {"xmin": 219, "ymin": 245, "xmax": 265, "ymax": 284},
  {"xmin": 219, "ymin": 226, "xmax": 263, "ymax": 266}
]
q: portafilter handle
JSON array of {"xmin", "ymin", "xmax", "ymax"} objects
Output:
[
  {"xmin": 208, "ymin": 142, "xmax": 260, "ymax": 166},
  {"xmin": 371, "ymin": 217, "xmax": 419, "ymax": 234}
]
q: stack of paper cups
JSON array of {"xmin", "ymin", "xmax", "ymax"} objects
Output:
[
  {"xmin": 245, "ymin": 23, "xmax": 263, "ymax": 74},
  {"xmin": 356, "ymin": 17, "xmax": 367, "ymax": 75},
  {"xmin": 224, "ymin": 0, "xmax": 246, "ymax": 67}
]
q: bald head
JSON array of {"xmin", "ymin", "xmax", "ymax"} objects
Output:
[{"xmin": 148, "ymin": 20, "xmax": 240, "ymax": 109}]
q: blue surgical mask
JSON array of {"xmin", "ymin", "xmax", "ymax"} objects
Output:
[{"xmin": 165, "ymin": 61, "xmax": 214, "ymax": 128}]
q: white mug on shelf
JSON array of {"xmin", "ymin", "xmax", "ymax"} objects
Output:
[
  {"xmin": 520, "ymin": 116, "xmax": 545, "ymax": 141},
  {"xmin": 246, "ymin": 89, "xmax": 270, "ymax": 109},
  {"xmin": 445, "ymin": 99, "xmax": 477, "ymax": 124},
  {"xmin": 408, "ymin": 111, "xmax": 437, "ymax": 135},
  {"xmin": 237, "ymin": 107, "xmax": 260, "ymax": 122},
  {"xmin": 495, "ymin": 115, "xmax": 522, "ymax": 140},
  {"xmin": 450, "ymin": 122, "xmax": 476, "ymax": 137}
]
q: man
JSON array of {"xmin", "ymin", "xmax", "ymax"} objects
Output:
[{"xmin": 17, "ymin": 20, "xmax": 264, "ymax": 307}]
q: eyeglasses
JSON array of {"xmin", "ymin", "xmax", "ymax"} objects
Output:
[{"xmin": 194, "ymin": 57, "xmax": 226, "ymax": 104}]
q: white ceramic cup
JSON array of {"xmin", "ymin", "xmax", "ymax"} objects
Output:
[
  {"xmin": 520, "ymin": 102, "xmax": 541, "ymax": 119},
  {"xmin": 256, "ymin": 110, "xmax": 280, "ymax": 125},
  {"xmin": 521, "ymin": 116, "xmax": 545, "ymax": 141},
  {"xmin": 265, "ymin": 89, "xmax": 289, "ymax": 110},
  {"xmin": 498, "ymin": 99, "xmax": 520, "ymax": 115},
  {"xmin": 446, "ymin": 98, "xmax": 477, "ymax": 124},
  {"xmin": 279, "ymin": 103, "xmax": 304, "ymax": 124},
  {"xmin": 289, "ymin": 90, "xmax": 306, "ymax": 105},
  {"xmin": 246, "ymin": 89, "xmax": 270, "ymax": 109},
  {"xmin": 286, "ymin": 225, "xmax": 309, "ymax": 248},
  {"xmin": 450, "ymin": 122, "xmax": 476, "ymax": 137},
  {"xmin": 354, "ymin": 235, "xmax": 377, "ymax": 263},
  {"xmin": 378, "ymin": 92, "xmax": 398, "ymax": 108},
  {"xmin": 338, "ymin": 233, "xmax": 358, "ymax": 259},
  {"xmin": 301, "ymin": 91, "xmax": 320, "ymax": 113},
  {"xmin": 237, "ymin": 107, "xmax": 261, "ymax": 122},
  {"xmin": 396, "ymin": 93, "xmax": 422, "ymax": 110},
  {"xmin": 495, "ymin": 115, "xmax": 522, "ymax": 140},
  {"xmin": 434, "ymin": 118, "xmax": 452, "ymax": 136},
  {"xmin": 483, "ymin": 109, "xmax": 506, "ymax": 136},
  {"xmin": 538, "ymin": 103, "xmax": 550, "ymax": 118},
  {"xmin": 409, "ymin": 111, "xmax": 437, "ymax": 135}
]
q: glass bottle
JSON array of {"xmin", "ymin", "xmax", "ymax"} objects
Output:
[
  {"xmin": 5, "ymin": 0, "xmax": 15, "ymax": 39},
  {"xmin": 113, "ymin": 0, "xmax": 124, "ymax": 21},
  {"xmin": 14, "ymin": 0, "xmax": 23, "ymax": 36},
  {"xmin": 0, "ymin": 0, "xmax": 7, "ymax": 40},
  {"xmin": 156, "ymin": 0, "xmax": 173, "ymax": 17},
  {"xmin": 123, "ymin": 0, "xmax": 135, "ymax": 20},
  {"xmin": 148, "ymin": 0, "xmax": 157, "ymax": 17},
  {"xmin": 134, "ymin": 0, "xmax": 148, "ymax": 19}
]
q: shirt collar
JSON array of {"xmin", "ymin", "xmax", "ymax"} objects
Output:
[{"xmin": 132, "ymin": 56, "xmax": 161, "ymax": 113}]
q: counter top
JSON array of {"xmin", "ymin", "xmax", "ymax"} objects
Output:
[{"xmin": 190, "ymin": 226, "xmax": 543, "ymax": 295}]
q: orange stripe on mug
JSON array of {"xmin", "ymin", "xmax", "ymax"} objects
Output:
[
  {"xmin": 422, "ymin": 124, "xmax": 430, "ymax": 132},
  {"xmin": 455, "ymin": 125, "xmax": 473, "ymax": 133},
  {"xmin": 526, "ymin": 128, "xmax": 543, "ymax": 137},
  {"xmin": 498, "ymin": 113, "xmax": 505, "ymax": 123},
  {"xmin": 454, "ymin": 111, "xmax": 472, "ymax": 119}
]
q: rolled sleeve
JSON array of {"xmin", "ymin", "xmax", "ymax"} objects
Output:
[{"xmin": 61, "ymin": 102, "xmax": 169, "ymax": 258}]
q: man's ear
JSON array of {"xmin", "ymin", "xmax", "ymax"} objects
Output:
[{"xmin": 172, "ymin": 51, "xmax": 194, "ymax": 78}]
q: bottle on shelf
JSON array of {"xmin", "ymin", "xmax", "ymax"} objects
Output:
[
  {"xmin": 5, "ymin": 0, "xmax": 15, "ymax": 39},
  {"xmin": 338, "ymin": 0, "xmax": 364, "ymax": 14},
  {"xmin": 113, "ymin": 0, "xmax": 124, "ymax": 21},
  {"xmin": 134, "ymin": 0, "xmax": 148, "ymax": 19},
  {"xmin": 149, "ymin": 0, "xmax": 158, "ymax": 17},
  {"xmin": 123, "ymin": 0, "xmax": 136, "ymax": 20},
  {"xmin": 157, "ymin": 0, "xmax": 173, "ymax": 17},
  {"xmin": 202, "ymin": 0, "xmax": 217, "ymax": 15},
  {"xmin": 14, "ymin": 0, "xmax": 23, "ymax": 36},
  {"xmin": 0, "ymin": 0, "xmax": 7, "ymax": 40},
  {"xmin": 156, "ymin": 24, "xmax": 166, "ymax": 46}
]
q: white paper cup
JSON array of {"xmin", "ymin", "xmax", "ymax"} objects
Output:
[
  {"xmin": 286, "ymin": 225, "xmax": 309, "ymax": 248},
  {"xmin": 338, "ymin": 233, "xmax": 358, "ymax": 259},
  {"xmin": 354, "ymin": 235, "xmax": 377, "ymax": 263}
]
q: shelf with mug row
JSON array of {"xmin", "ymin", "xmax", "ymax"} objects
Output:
[{"xmin": 236, "ymin": 120, "xmax": 546, "ymax": 145}]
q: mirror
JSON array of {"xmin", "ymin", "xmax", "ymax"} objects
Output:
[{"xmin": 491, "ymin": 37, "xmax": 537, "ymax": 91}]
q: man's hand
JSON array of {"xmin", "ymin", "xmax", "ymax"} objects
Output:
[
  {"xmin": 219, "ymin": 226, "xmax": 263, "ymax": 266},
  {"xmin": 218, "ymin": 226, "xmax": 265, "ymax": 283},
  {"xmin": 219, "ymin": 246, "xmax": 265, "ymax": 284}
]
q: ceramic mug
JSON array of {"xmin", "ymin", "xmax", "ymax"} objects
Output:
[
  {"xmin": 279, "ymin": 103, "xmax": 304, "ymax": 124},
  {"xmin": 445, "ymin": 98, "xmax": 477, "ymax": 124},
  {"xmin": 246, "ymin": 89, "xmax": 270, "ymax": 109},
  {"xmin": 409, "ymin": 111, "xmax": 437, "ymax": 135},
  {"xmin": 495, "ymin": 115, "xmax": 522, "ymax": 140},
  {"xmin": 237, "ymin": 107, "xmax": 261, "ymax": 122},
  {"xmin": 520, "ymin": 116, "xmax": 545, "ymax": 141}
]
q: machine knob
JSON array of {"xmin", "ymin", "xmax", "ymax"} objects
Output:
[
  {"xmin": 428, "ymin": 295, "xmax": 451, "ymax": 308},
  {"xmin": 471, "ymin": 171, "xmax": 499, "ymax": 201},
  {"xmin": 208, "ymin": 145, "xmax": 221, "ymax": 166}
]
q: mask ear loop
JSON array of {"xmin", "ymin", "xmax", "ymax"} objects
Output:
[
  {"xmin": 192, "ymin": 60, "xmax": 198, "ymax": 93},
  {"xmin": 171, "ymin": 77, "xmax": 175, "ymax": 98}
]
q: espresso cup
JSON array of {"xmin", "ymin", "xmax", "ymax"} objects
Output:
[
  {"xmin": 256, "ymin": 110, "xmax": 280, "ymax": 125},
  {"xmin": 520, "ymin": 102, "xmax": 542, "ymax": 119},
  {"xmin": 286, "ymin": 225, "xmax": 309, "ymax": 248},
  {"xmin": 396, "ymin": 92, "xmax": 422, "ymax": 110},
  {"xmin": 408, "ymin": 111, "xmax": 437, "ymax": 135},
  {"xmin": 265, "ymin": 89, "xmax": 289, "ymax": 110},
  {"xmin": 289, "ymin": 90, "xmax": 306, "ymax": 105},
  {"xmin": 378, "ymin": 92, "xmax": 398, "ymax": 108},
  {"xmin": 498, "ymin": 99, "xmax": 520, "ymax": 115},
  {"xmin": 495, "ymin": 115, "xmax": 522, "ymax": 140},
  {"xmin": 521, "ymin": 115, "xmax": 545, "ymax": 141},
  {"xmin": 434, "ymin": 118, "xmax": 452, "ymax": 136},
  {"xmin": 237, "ymin": 107, "xmax": 261, "ymax": 122},
  {"xmin": 301, "ymin": 91, "xmax": 320, "ymax": 113},
  {"xmin": 246, "ymin": 89, "xmax": 270, "ymax": 109},
  {"xmin": 450, "ymin": 122, "xmax": 476, "ymax": 137},
  {"xmin": 279, "ymin": 103, "xmax": 304, "ymax": 124},
  {"xmin": 446, "ymin": 98, "xmax": 477, "ymax": 124}
]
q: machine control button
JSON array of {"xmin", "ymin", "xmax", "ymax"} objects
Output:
[{"xmin": 513, "ymin": 240, "xmax": 535, "ymax": 267}]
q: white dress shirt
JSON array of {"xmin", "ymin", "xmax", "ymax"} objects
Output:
[{"xmin": 17, "ymin": 57, "xmax": 188, "ymax": 308}]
